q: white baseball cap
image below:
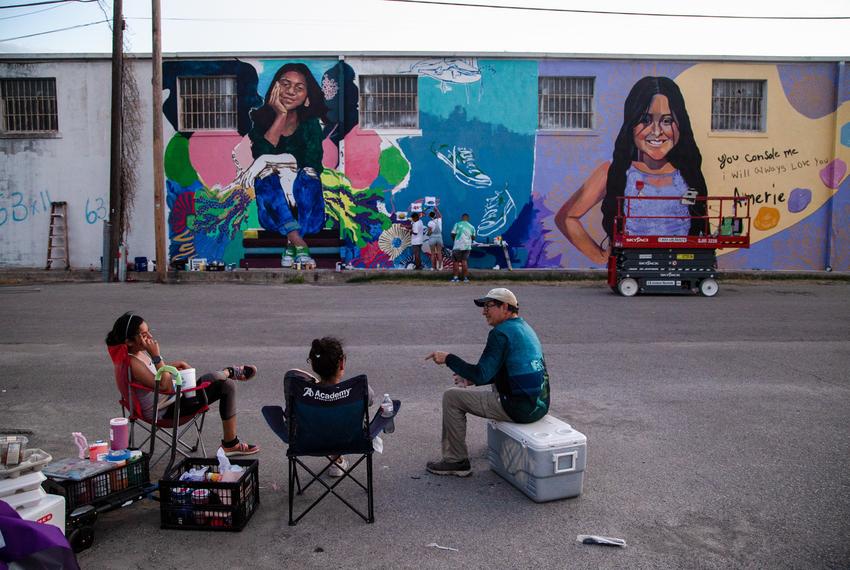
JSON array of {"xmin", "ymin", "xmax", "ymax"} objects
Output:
[{"xmin": 473, "ymin": 288, "xmax": 518, "ymax": 309}]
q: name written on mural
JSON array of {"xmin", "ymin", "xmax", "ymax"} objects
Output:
[
  {"xmin": 733, "ymin": 184, "xmax": 786, "ymax": 206},
  {"xmin": 0, "ymin": 190, "xmax": 53, "ymax": 228}
]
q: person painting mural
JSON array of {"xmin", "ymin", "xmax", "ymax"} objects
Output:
[
  {"xmin": 555, "ymin": 76, "xmax": 708, "ymax": 264},
  {"xmin": 234, "ymin": 63, "xmax": 330, "ymax": 269}
]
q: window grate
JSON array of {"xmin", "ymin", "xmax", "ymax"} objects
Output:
[
  {"xmin": 178, "ymin": 76, "xmax": 237, "ymax": 131},
  {"xmin": 1, "ymin": 78, "xmax": 58, "ymax": 133},
  {"xmin": 711, "ymin": 79, "xmax": 766, "ymax": 132},
  {"xmin": 359, "ymin": 75, "xmax": 418, "ymax": 129},
  {"xmin": 538, "ymin": 76, "xmax": 594, "ymax": 130}
]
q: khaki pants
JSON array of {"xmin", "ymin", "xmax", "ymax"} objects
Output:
[{"xmin": 441, "ymin": 388, "xmax": 512, "ymax": 462}]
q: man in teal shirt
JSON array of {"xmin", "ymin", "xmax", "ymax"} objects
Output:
[{"xmin": 425, "ymin": 288, "xmax": 550, "ymax": 476}]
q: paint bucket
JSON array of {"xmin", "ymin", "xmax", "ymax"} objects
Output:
[{"xmin": 109, "ymin": 418, "xmax": 129, "ymax": 451}]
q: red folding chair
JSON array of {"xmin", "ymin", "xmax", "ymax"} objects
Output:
[{"xmin": 107, "ymin": 344, "xmax": 210, "ymax": 466}]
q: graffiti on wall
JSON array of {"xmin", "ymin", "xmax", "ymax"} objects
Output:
[{"xmin": 160, "ymin": 58, "xmax": 849, "ymax": 272}]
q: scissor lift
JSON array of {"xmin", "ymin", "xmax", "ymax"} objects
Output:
[{"xmin": 607, "ymin": 196, "xmax": 751, "ymax": 297}]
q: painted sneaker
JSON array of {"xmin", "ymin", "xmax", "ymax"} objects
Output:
[
  {"xmin": 431, "ymin": 144, "xmax": 492, "ymax": 188},
  {"xmin": 477, "ymin": 184, "xmax": 517, "ymax": 237},
  {"xmin": 294, "ymin": 246, "xmax": 316, "ymax": 269},
  {"xmin": 281, "ymin": 245, "xmax": 296, "ymax": 268}
]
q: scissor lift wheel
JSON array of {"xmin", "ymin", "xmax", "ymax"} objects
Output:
[
  {"xmin": 617, "ymin": 278, "xmax": 639, "ymax": 297},
  {"xmin": 699, "ymin": 278, "xmax": 719, "ymax": 297}
]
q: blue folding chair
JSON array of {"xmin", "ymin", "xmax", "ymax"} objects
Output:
[{"xmin": 262, "ymin": 373, "xmax": 400, "ymax": 525}]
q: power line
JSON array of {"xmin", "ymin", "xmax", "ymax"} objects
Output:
[
  {"xmin": 0, "ymin": 18, "xmax": 108, "ymax": 41},
  {"xmin": 0, "ymin": 0, "xmax": 99, "ymax": 9},
  {"xmin": 0, "ymin": 3, "xmax": 61, "ymax": 19},
  {"xmin": 384, "ymin": 0, "xmax": 850, "ymax": 20}
]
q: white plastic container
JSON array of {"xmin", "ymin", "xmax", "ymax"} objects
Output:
[
  {"xmin": 17, "ymin": 494, "xmax": 67, "ymax": 534},
  {"xmin": 1, "ymin": 487, "xmax": 46, "ymax": 510},
  {"xmin": 487, "ymin": 414, "xmax": 587, "ymax": 502},
  {"xmin": 0, "ymin": 470, "xmax": 47, "ymax": 498}
]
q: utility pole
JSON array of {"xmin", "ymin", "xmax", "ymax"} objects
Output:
[
  {"xmin": 107, "ymin": 0, "xmax": 123, "ymax": 281},
  {"xmin": 152, "ymin": 0, "xmax": 166, "ymax": 283}
]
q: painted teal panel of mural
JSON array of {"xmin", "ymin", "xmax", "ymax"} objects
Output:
[
  {"xmin": 381, "ymin": 59, "xmax": 537, "ymax": 269},
  {"xmin": 416, "ymin": 59, "xmax": 538, "ymax": 136}
]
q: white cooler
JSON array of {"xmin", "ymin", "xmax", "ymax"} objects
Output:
[{"xmin": 487, "ymin": 414, "xmax": 586, "ymax": 502}]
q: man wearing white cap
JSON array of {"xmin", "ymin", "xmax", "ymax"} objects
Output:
[{"xmin": 425, "ymin": 288, "xmax": 550, "ymax": 476}]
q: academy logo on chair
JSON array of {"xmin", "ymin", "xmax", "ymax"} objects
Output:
[{"xmin": 302, "ymin": 386, "xmax": 353, "ymax": 402}]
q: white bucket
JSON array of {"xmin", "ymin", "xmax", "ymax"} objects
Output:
[{"xmin": 180, "ymin": 368, "xmax": 197, "ymax": 391}]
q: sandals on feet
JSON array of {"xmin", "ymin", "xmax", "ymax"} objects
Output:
[
  {"xmin": 228, "ymin": 365, "xmax": 257, "ymax": 381},
  {"xmin": 222, "ymin": 441, "xmax": 260, "ymax": 457}
]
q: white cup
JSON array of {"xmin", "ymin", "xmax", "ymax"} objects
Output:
[{"xmin": 180, "ymin": 368, "xmax": 197, "ymax": 391}]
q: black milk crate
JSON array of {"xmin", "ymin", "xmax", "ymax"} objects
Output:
[
  {"xmin": 46, "ymin": 455, "xmax": 150, "ymax": 512},
  {"xmin": 159, "ymin": 458, "xmax": 259, "ymax": 531}
]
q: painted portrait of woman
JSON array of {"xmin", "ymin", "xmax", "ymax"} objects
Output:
[
  {"xmin": 234, "ymin": 63, "xmax": 330, "ymax": 268},
  {"xmin": 555, "ymin": 76, "xmax": 708, "ymax": 264}
]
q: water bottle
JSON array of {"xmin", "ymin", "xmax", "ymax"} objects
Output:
[{"xmin": 380, "ymin": 394, "xmax": 395, "ymax": 434}]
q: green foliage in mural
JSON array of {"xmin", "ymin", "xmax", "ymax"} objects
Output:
[
  {"xmin": 164, "ymin": 134, "xmax": 200, "ymax": 187},
  {"xmin": 378, "ymin": 145, "xmax": 410, "ymax": 186},
  {"xmin": 322, "ymin": 169, "xmax": 392, "ymax": 246}
]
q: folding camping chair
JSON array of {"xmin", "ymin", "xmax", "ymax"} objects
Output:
[
  {"xmin": 108, "ymin": 344, "xmax": 210, "ymax": 467},
  {"xmin": 262, "ymin": 373, "xmax": 400, "ymax": 525}
]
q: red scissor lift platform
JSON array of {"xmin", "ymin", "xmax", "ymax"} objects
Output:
[{"xmin": 608, "ymin": 196, "xmax": 751, "ymax": 297}]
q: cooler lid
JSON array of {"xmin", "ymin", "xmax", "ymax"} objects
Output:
[{"xmin": 491, "ymin": 415, "xmax": 586, "ymax": 449}]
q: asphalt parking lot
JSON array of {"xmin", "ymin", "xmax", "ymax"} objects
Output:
[{"xmin": 1, "ymin": 279, "xmax": 848, "ymax": 569}]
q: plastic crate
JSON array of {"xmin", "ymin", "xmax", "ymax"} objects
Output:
[
  {"xmin": 45, "ymin": 455, "xmax": 150, "ymax": 511},
  {"xmin": 159, "ymin": 459, "xmax": 259, "ymax": 532}
]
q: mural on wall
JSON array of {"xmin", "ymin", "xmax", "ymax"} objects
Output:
[
  {"xmin": 160, "ymin": 58, "xmax": 849, "ymax": 272},
  {"xmin": 554, "ymin": 76, "xmax": 708, "ymax": 265}
]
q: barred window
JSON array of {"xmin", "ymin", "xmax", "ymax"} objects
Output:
[
  {"xmin": 178, "ymin": 76, "xmax": 237, "ymax": 131},
  {"xmin": 1, "ymin": 78, "xmax": 58, "ymax": 133},
  {"xmin": 538, "ymin": 77, "xmax": 594, "ymax": 130},
  {"xmin": 359, "ymin": 75, "xmax": 418, "ymax": 129},
  {"xmin": 711, "ymin": 79, "xmax": 766, "ymax": 132}
]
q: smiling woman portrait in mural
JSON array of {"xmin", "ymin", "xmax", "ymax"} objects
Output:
[
  {"xmin": 555, "ymin": 76, "xmax": 708, "ymax": 264},
  {"xmin": 233, "ymin": 63, "xmax": 330, "ymax": 268}
]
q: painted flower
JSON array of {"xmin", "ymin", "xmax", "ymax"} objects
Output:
[
  {"xmin": 350, "ymin": 241, "xmax": 392, "ymax": 268},
  {"xmin": 378, "ymin": 224, "xmax": 412, "ymax": 260},
  {"xmin": 322, "ymin": 76, "xmax": 339, "ymax": 101}
]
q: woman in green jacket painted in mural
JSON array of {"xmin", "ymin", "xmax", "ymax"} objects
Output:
[
  {"xmin": 234, "ymin": 63, "xmax": 330, "ymax": 268},
  {"xmin": 555, "ymin": 76, "xmax": 708, "ymax": 264}
]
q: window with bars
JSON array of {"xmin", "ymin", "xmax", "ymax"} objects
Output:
[
  {"xmin": 1, "ymin": 78, "xmax": 58, "ymax": 134},
  {"xmin": 359, "ymin": 75, "xmax": 418, "ymax": 129},
  {"xmin": 711, "ymin": 79, "xmax": 766, "ymax": 132},
  {"xmin": 178, "ymin": 76, "xmax": 238, "ymax": 131},
  {"xmin": 538, "ymin": 76, "xmax": 595, "ymax": 130}
]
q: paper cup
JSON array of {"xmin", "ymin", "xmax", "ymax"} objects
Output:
[{"xmin": 180, "ymin": 368, "xmax": 196, "ymax": 390}]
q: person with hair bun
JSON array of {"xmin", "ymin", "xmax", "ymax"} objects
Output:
[
  {"xmin": 106, "ymin": 312, "xmax": 259, "ymax": 457},
  {"xmin": 284, "ymin": 336, "xmax": 375, "ymax": 477}
]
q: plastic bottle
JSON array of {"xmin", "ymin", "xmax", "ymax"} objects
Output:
[{"xmin": 380, "ymin": 394, "xmax": 395, "ymax": 434}]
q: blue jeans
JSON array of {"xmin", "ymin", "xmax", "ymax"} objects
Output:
[{"xmin": 254, "ymin": 169, "xmax": 326, "ymax": 236}]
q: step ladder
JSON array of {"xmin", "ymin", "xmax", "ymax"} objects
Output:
[{"xmin": 45, "ymin": 201, "xmax": 70, "ymax": 270}]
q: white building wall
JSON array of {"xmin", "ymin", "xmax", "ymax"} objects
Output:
[{"xmin": 0, "ymin": 58, "xmax": 157, "ymax": 269}]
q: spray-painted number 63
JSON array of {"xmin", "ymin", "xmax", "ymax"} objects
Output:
[{"xmin": 85, "ymin": 197, "xmax": 108, "ymax": 224}]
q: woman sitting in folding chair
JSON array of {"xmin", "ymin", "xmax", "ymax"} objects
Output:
[
  {"xmin": 106, "ymin": 312, "xmax": 260, "ymax": 457},
  {"xmin": 285, "ymin": 337, "xmax": 375, "ymax": 476}
]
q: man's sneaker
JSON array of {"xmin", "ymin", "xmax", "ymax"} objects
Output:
[
  {"xmin": 477, "ymin": 184, "xmax": 516, "ymax": 237},
  {"xmin": 463, "ymin": 277, "xmax": 470, "ymax": 283},
  {"xmin": 450, "ymin": 276, "xmax": 460, "ymax": 283},
  {"xmin": 426, "ymin": 459, "xmax": 472, "ymax": 477},
  {"xmin": 329, "ymin": 456, "xmax": 349, "ymax": 477},
  {"xmin": 431, "ymin": 144, "xmax": 492, "ymax": 188}
]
